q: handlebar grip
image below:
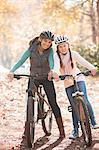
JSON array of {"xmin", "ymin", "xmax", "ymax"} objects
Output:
[
  {"xmin": 59, "ymin": 75, "xmax": 66, "ymax": 80},
  {"xmin": 59, "ymin": 75, "xmax": 72, "ymax": 80},
  {"xmin": 82, "ymin": 70, "xmax": 91, "ymax": 76},
  {"xmin": 14, "ymin": 74, "xmax": 21, "ymax": 80}
]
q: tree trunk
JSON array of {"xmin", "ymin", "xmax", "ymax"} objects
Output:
[
  {"xmin": 78, "ymin": 3, "xmax": 84, "ymax": 43},
  {"xmin": 97, "ymin": 0, "xmax": 99, "ymax": 44},
  {"xmin": 89, "ymin": 0, "xmax": 97, "ymax": 44}
]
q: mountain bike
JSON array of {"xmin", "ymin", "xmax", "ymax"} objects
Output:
[
  {"xmin": 59, "ymin": 70, "xmax": 92, "ymax": 146},
  {"xmin": 14, "ymin": 74, "xmax": 53, "ymax": 148}
]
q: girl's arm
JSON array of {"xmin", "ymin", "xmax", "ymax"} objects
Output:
[
  {"xmin": 10, "ymin": 49, "xmax": 30, "ymax": 72},
  {"xmin": 53, "ymin": 52, "xmax": 60, "ymax": 73},
  {"xmin": 74, "ymin": 51, "xmax": 96, "ymax": 70},
  {"xmin": 73, "ymin": 51, "xmax": 96, "ymax": 75},
  {"xmin": 48, "ymin": 49, "xmax": 60, "ymax": 81}
]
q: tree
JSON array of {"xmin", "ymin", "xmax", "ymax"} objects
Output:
[
  {"xmin": 80, "ymin": 0, "xmax": 98, "ymax": 44},
  {"xmin": 0, "ymin": 0, "xmax": 18, "ymax": 68},
  {"xmin": 96, "ymin": 0, "xmax": 99, "ymax": 43},
  {"xmin": 42, "ymin": 0, "xmax": 80, "ymax": 34},
  {"xmin": 89, "ymin": 0, "xmax": 97, "ymax": 44}
]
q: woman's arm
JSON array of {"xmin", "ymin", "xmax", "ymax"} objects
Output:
[
  {"xmin": 48, "ymin": 48, "xmax": 54, "ymax": 70},
  {"xmin": 10, "ymin": 49, "xmax": 30, "ymax": 72}
]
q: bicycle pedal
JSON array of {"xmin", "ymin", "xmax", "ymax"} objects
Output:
[
  {"xmin": 68, "ymin": 106, "xmax": 72, "ymax": 112},
  {"xmin": 38, "ymin": 112, "xmax": 47, "ymax": 120},
  {"xmin": 42, "ymin": 94, "xmax": 45, "ymax": 98},
  {"xmin": 45, "ymin": 132, "xmax": 51, "ymax": 136},
  {"xmin": 43, "ymin": 112, "xmax": 47, "ymax": 119},
  {"xmin": 37, "ymin": 115, "xmax": 42, "ymax": 120}
]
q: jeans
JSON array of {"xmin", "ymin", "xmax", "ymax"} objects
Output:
[{"xmin": 65, "ymin": 81, "xmax": 96, "ymax": 128}]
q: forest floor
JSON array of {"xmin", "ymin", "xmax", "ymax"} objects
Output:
[{"xmin": 0, "ymin": 74, "xmax": 99, "ymax": 150}]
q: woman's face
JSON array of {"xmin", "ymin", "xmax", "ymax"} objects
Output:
[
  {"xmin": 41, "ymin": 38, "xmax": 52, "ymax": 50},
  {"xmin": 58, "ymin": 42, "xmax": 69, "ymax": 54}
]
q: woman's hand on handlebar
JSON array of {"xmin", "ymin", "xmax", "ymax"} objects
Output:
[
  {"xmin": 7, "ymin": 71, "xmax": 14, "ymax": 81},
  {"xmin": 48, "ymin": 70, "xmax": 59, "ymax": 81},
  {"xmin": 48, "ymin": 70, "xmax": 53, "ymax": 81},
  {"xmin": 52, "ymin": 72, "xmax": 60, "ymax": 82}
]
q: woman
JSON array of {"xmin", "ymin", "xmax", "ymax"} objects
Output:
[
  {"xmin": 53, "ymin": 35, "xmax": 99, "ymax": 139},
  {"xmin": 8, "ymin": 31, "xmax": 65, "ymax": 139}
]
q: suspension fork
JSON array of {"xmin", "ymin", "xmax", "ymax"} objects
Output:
[
  {"xmin": 72, "ymin": 77, "xmax": 82, "ymax": 121},
  {"xmin": 73, "ymin": 77, "xmax": 79, "ymax": 92}
]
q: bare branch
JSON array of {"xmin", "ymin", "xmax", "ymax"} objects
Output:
[
  {"xmin": 82, "ymin": 12, "xmax": 91, "ymax": 16},
  {"xmin": 79, "ymin": 34, "xmax": 92, "ymax": 42}
]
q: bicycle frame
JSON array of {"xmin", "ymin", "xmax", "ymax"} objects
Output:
[
  {"xmin": 14, "ymin": 74, "xmax": 53, "ymax": 148},
  {"xmin": 26, "ymin": 84, "xmax": 52, "ymax": 123}
]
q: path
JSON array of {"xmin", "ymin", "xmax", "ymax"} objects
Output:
[{"xmin": 0, "ymin": 75, "xmax": 99, "ymax": 150}]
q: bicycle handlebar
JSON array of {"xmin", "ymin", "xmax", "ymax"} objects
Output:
[
  {"xmin": 14, "ymin": 74, "xmax": 31, "ymax": 79},
  {"xmin": 59, "ymin": 70, "xmax": 91, "ymax": 80},
  {"xmin": 14, "ymin": 74, "xmax": 48, "ymax": 80},
  {"xmin": 14, "ymin": 70, "xmax": 92, "ymax": 80}
]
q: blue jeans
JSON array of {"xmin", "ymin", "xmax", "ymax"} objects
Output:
[{"xmin": 65, "ymin": 81, "xmax": 96, "ymax": 128}]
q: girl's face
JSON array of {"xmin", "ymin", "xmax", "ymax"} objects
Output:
[
  {"xmin": 58, "ymin": 42, "xmax": 69, "ymax": 54},
  {"xmin": 41, "ymin": 38, "xmax": 52, "ymax": 50}
]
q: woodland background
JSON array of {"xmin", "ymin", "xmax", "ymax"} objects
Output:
[
  {"xmin": 0, "ymin": 1, "xmax": 99, "ymax": 149},
  {"xmin": 0, "ymin": 0, "xmax": 99, "ymax": 70}
]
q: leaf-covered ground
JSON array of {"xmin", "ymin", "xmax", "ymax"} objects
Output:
[{"xmin": 0, "ymin": 75, "xmax": 99, "ymax": 150}]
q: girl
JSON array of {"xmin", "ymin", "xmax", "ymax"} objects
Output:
[{"xmin": 53, "ymin": 35, "xmax": 99, "ymax": 139}]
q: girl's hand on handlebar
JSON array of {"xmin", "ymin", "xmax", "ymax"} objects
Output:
[
  {"xmin": 91, "ymin": 69, "xmax": 97, "ymax": 76},
  {"xmin": 7, "ymin": 72, "xmax": 14, "ymax": 81}
]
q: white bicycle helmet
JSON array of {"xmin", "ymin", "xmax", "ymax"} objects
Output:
[{"xmin": 55, "ymin": 35, "xmax": 68, "ymax": 45}]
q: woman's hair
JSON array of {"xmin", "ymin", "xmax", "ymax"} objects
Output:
[
  {"xmin": 29, "ymin": 36, "xmax": 52, "ymax": 51},
  {"xmin": 29, "ymin": 37, "xmax": 40, "ymax": 46},
  {"xmin": 56, "ymin": 46, "xmax": 63, "ymax": 68},
  {"xmin": 56, "ymin": 46, "xmax": 74, "ymax": 69}
]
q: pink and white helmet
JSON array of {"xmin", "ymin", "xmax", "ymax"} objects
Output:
[{"xmin": 55, "ymin": 35, "xmax": 68, "ymax": 45}]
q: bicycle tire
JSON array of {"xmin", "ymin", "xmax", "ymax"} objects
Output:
[
  {"xmin": 78, "ymin": 96, "xmax": 92, "ymax": 146},
  {"xmin": 38, "ymin": 100, "xmax": 52, "ymax": 136},
  {"xmin": 26, "ymin": 96, "xmax": 35, "ymax": 148}
]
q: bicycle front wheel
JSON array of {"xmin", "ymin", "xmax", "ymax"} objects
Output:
[
  {"xmin": 26, "ymin": 96, "xmax": 35, "ymax": 148},
  {"xmin": 78, "ymin": 96, "xmax": 92, "ymax": 146}
]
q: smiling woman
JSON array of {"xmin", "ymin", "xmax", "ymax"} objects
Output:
[
  {"xmin": 40, "ymin": 38, "xmax": 52, "ymax": 51},
  {"xmin": 7, "ymin": 31, "xmax": 65, "ymax": 144}
]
